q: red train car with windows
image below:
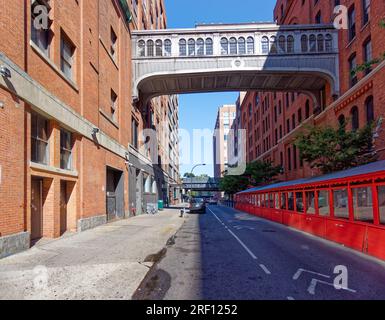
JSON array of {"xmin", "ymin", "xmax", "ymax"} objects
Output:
[{"xmin": 235, "ymin": 160, "xmax": 385, "ymax": 260}]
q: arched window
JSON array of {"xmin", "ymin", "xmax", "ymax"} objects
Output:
[
  {"xmin": 325, "ymin": 34, "xmax": 333, "ymax": 52},
  {"xmin": 317, "ymin": 34, "xmax": 324, "ymax": 52},
  {"xmin": 338, "ymin": 114, "xmax": 346, "ymax": 127},
  {"xmin": 152, "ymin": 180, "xmax": 157, "ymax": 194},
  {"xmin": 365, "ymin": 95, "xmax": 374, "ymax": 124},
  {"xmin": 287, "ymin": 35, "xmax": 294, "ymax": 53},
  {"xmin": 238, "ymin": 37, "xmax": 246, "ymax": 55},
  {"xmin": 196, "ymin": 38, "xmax": 204, "ymax": 56},
  {"xmin": 144, "ymin": 175, "xmax": 151, "ymax": 193},
  {"xmin": 221, "ymin": 37, "xmax": 228, "ymax": 55},
  {"xmin": 301, "ymin": 35, "xmax": 308, "ymax": 52},
  {"xmin": 179, "ymin": 39, "xmax": 186, "ymax": 56},
  {"xmin": 309, "ymin": 34, "xmax": 316, "ymax": 52},
  {"xmin": 351, "ymin": 106, "xmax": 359, "ymax": 131},
  {"xmin": 188, "ymin": 38, "xmax": 195, "ymax": 56},
  {"xmin": 270, "ymin": 36, "xmax": 277, "ymax": 54},
  {"xmin": 147, "ymin": 40, "xmax": 154, "ymax": 56},
  {"xmin": 205, "ymin": 38, "xmax": 213, "ymax": 55},
  {"xmin": 229, "ymin": 37, "xmax": 237, "ymax": 54},
  {"xmin": 164, "ymin": 39, "xmax": 171, "ymax": 56},
  {"xmin": 278, "ymin": 35, "xmax": 286, "ymax": 53},
  {"xmin": 305, "ymin": 100, "xmax": 310, "ymax": 119},
  {"xmin": 261, "ymin": 36, "xmax": 269, "ymax": 54},
  {"xmin": 247, "ymin": 37, "xmax": 254, "ymax": 54},
  {"xmin": 138, "ymin": 40, "xmax": 145, "ymax": 57},
  {"xmin": 155, "ymin": 39, "xmax": 163, "ymax": 56}
]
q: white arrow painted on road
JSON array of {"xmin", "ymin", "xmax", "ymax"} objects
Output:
[
  {"xmin": 308, "ymin": 278, "xmax": 357, "ymax": 295},
  {"xmin": 293, "ymin": 268, "xmax": 330, "ymax": 281}
]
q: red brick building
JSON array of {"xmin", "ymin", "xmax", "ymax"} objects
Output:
[
  {"xmin": 0, "ymin": 0, "xmax": 179, "ymax": 258},
  {"xmin": 239, "ymin": 0, "xmax": 385, "ymax": 182}
]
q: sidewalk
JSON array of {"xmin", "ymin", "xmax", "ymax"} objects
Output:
[{"xmin": 0, "ymin": 208, "xmax": 187, "ymax": 300}]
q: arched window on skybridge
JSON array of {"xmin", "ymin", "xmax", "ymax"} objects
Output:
[
  {"xmin": 247, "ymin": 37, "xmax": 254, "ymax": 54},
  {"xmin": 147, "ymin": 40, "xmax": 154, "ymax": 56},
  {"xmin": 205, "ymin": 38, "xmax": 213, "ymax": 55},
  {"xmin": 155, "ymin": 39, "xmax": 163, "ymax": 56},
  {"xmin": 309, "ymin": 34, "xmax": 317, "ymax": 52},
  {"xmin": 278, "ymin": 35, "xmax": 286, "ymax": 53},
  {"xmin": 221, "ymin": 37, "xmax": 229, "ymax": 55},
  {"xmin": 317, "ymin": 34, "xmax": 324, "ymax": 52},
  {"xmin": 164, "ymin": 39, "xmax": 172, "ymax": 56},
  {"xmin": 197, "ymin": 38, "xmax": 204, "ymax": 56},
  {"xmin": 138, "ymin": 40, "xmax": 145, "ymax": 57},
  {"xmin": 261, "ymin": 36, "xmax": 269, "ymax": 54},
  {"xmin": 270, "ymin": 36, "xmax": 277, "ymax": 54},
  {"xmin": 188, "ymin": 38, "xmax": 195, "ymax": 56},
  {"xmin": 301, "ymin": 35, "xmax": 308, "ymax": 52},
  {"xmin": 325, "ymin": 34, "xmax": 333, "ymax": 52},
  {"xmin": 238, "ymin": 37, "xmax": 246, "ymax": 55},
  {"xmin": 179, "ymin": 39, "xmax": 186, "ymax": 56},
  {"xmin": 287, "ymin": 35, "xmax": 294, "ymax": 53},
  {"xmin": 229, "ymin": 37, "xmax": 237, "ymax": 55}
]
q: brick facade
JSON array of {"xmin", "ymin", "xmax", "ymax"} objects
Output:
[
  {"xmin": 239, "ymin": 0, "xmax": 385, "ymax": 181},
  {"xmin": 0, "ymin": 0, "xmax": 179, "ymax": 255}
]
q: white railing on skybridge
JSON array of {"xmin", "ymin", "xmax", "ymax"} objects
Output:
[{"xmin": 132, "ymin": 23, "xmax": 338, "ymax": 59}]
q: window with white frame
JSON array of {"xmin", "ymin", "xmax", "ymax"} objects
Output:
[
  {"xmin": 31, "ymin": 0, "xmax": 52, "ymax": 57},
  {"xmin": 31, "ymin": 112, "xmax": 49, "ymax": 165},
  {"xmin": 60, "ymin": 129, "xmax": 73, "ymax": 170},
  {"xmin": 60, "ymin": 33, "xmax": 75, "ymax": 80}
]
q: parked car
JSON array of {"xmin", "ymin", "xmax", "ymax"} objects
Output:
[
  {"xmin": 207, "ymin": 198, "xmax": 218, "ymax": 205},
  {"xmin": 189, "ymin": 197, "xmax": 206, "ymax": 213}
]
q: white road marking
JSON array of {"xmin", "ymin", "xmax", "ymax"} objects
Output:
[
  {"xmin": 233, "ymin": 225, "xmax": 255, "ymax": 231},
  {"xmin": 259, "ymin": 264, "xmax": 271, "ymax": 275},
  {"xmin": 308, "ymin": 278, "xmax": 357, "ymax": 295},
  {"xmin": 293, "ymin": 268, "xmax": 330, "ymax": 281},
  {"xmin": 287, "ymin": 296, "xmax": 295, "ymax": 300},
  {"xmin": 209, "ymin": 208, "xmax": 258, "ymax": 261}
]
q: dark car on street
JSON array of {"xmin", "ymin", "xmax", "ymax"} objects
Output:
[{"xmin": 189, "ymin": 197, "xmax": 206, "ymax": 213}]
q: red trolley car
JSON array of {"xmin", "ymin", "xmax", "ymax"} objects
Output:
[{"xmin": 235, "ymin": 160, "xmax": 385, "ymax": 260}]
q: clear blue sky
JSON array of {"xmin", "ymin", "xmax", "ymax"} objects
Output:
[{"xmin": 164, "ymin": 0, "xmax": 277, "ymax": 177}]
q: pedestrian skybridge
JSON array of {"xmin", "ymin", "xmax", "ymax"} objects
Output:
[{"xmin": 131, "ymin": 23, "xmax": 339, "ymax": 107}]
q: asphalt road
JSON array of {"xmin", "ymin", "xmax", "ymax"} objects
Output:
[{"xmin": 134, "ymin": 205, "xmax": 385, "ymax": 300}]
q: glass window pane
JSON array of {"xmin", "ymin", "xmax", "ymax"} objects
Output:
[
  {"xmin": 296, "ymin": 192, "xmax": 304, "ymax": 213},
  {"xmin": 229, "ymin": 37, "xmax": 237, "ymax": 54},
  {"xmin": 353, "ymin": 187, "xmax": 373, "ymax": 223},
  {"xmin": 378, "ymin": 186, "xmax": 385, "ymax": 225},
  {"xmin": 205, "ymin": 38, "xmax": 213, "ymax": 55},
  {"xmin": 288, "ymin": 192, "xmax": 294, "ymax": 211},
  {"xmin": 269, "ymin": 194, "xmax": 274, "ymax": 208},
  {"xmin": 275, "ymin": 194, "xmax": 280, "ymax": 209},
  {"xmin": 247, "ymin": 37, "xmax": 254, "ymax": 54},
  {"xmin": 238, "ymin": 37, "xmax": 246, "ymax": 55},
  {"xmin": 333, "ymin": 189, "xmax": 349, "ymax": 219},
  {"xmin": 318, "ymin": 190, "xmax": 330, "ymax": 216},
  {"xmin": 179, "ymin": 39, "xmax": 186, "ymax": 56},
  {"xmin": 306, "ymin": 191, "xmax": 316, "ymax": 214},
  {"xmin": 281, "ymin": 193, "xmax": 287, "ymax": 210},
  {"xmin": 196, "ymin": 38, "xmax": 204, "ymax": 55}
]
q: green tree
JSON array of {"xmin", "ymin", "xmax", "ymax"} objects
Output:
[
  {"xmin": 244, "ymin": 161, "xmax": 282, "ymax": 185},
  {"xmin": 219, "ymin": 175, "xmax": 249, "ymax": 196},
  {"xmin": 219, "ymin": 160, "xmax": 282, "ymax": 197},
  {"xmin": 294, "ymin": 121, "xmax": 377, "ymax": 174},
  {"xmin": 183, "ymin": 172, "xmax": 195, "ymax": 178}
]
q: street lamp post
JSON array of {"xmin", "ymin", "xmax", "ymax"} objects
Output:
[
  {"xmin": 186, "ymin": 163, "xmax": 206, "ymax": 201},
  {"xmin": 190, "ymin": 163, "xmax": 206, "ymax": 176}
]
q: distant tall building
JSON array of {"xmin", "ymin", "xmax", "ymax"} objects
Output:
[{"xmin": 213, "ymin": 105, "xmax": 236, "ymax": 179}]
